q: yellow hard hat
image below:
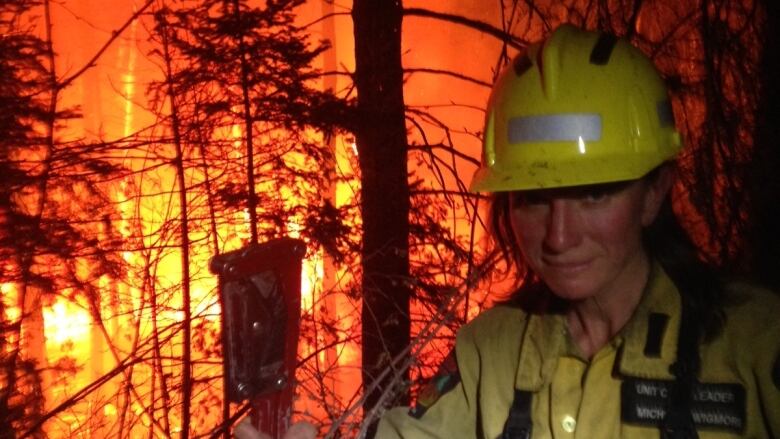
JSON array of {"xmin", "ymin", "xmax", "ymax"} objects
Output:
[{"xmin": 470, "ymin": 24, "xmax": 682, "ymax": 192}]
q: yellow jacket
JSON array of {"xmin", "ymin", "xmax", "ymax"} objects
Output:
[{"xmin": 377, "ymin": 265, "xmax": 780, "ymax": 438}]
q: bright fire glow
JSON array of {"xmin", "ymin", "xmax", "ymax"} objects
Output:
[
  {"xmin": 12, "ymin": 0, "xmax": 493, "ymax": 436},
  {"xmin": 43, "ymin": 301, "xmax": 91, "ymax": 346}
]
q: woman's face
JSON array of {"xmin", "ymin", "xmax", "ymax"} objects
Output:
[{"xmin": 509, "ymin": 174, "xmax": 669, "ymax": 302}]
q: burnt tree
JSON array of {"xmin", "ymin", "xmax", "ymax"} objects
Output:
[
  {"xmin": 352, "ymin": 0, "xmax": 412, "ymax": 434},
  {"xmin": 747, "ymin": 0, "xmax": 780, "ymax": 288}
]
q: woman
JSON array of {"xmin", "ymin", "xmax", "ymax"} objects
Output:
[
  {"xmin": 376, "ymin": 24, "xmax": 780, "ymax": 438},
  {"xmin": 239, "ymin": 24, "xmax": 780, "ymax": 439}
]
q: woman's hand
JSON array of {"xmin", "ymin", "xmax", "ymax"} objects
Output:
[{"xmin": 233, "ymin": 418, "xmax": 317, "ymax": 439}]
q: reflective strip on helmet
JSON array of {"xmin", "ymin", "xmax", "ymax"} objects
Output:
[{"xmin": 507, "ymin": 114, "xmax": 602, "ymax": 143}]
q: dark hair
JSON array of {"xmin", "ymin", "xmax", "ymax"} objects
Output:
[
  {"xmin": 488, "ymin": 190, "xmax": 525, "ymax": 282},
  {"xmin": 642, "ymin": 194, "xmax": 725, "ymax": 339},
  {"xmin": 488, "ymin": 167, "xmax": 726, "ymax": 339}
]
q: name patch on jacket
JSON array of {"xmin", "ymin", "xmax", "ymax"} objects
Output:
[{"xmin": 621, "ymin": 378, "xmax": 746, "ymax": 432}]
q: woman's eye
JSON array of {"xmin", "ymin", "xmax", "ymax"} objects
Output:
[
  {"xmin": 512, "ymin": 192, "xmax": 546, "ymax": 207},
  {"xmin": 584, "ymin": 190, "xmax": 609, "ymax": 203},
  {"xmin": 578, "ymin": 181, "xmax": 629, "ymax": 203}
]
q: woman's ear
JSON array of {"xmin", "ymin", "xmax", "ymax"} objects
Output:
[{"xmin": 641, "ymin": 164, "xmax": 674, "ymax": 227}]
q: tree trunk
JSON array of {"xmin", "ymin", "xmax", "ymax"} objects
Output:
[
  {"xmin": 157, "ymin": 15, "xmax": 193, "ymax": 437},
  {"xmin": 352, "ymin": 0, "xmax": 411, "ymax": 435},
  {"xmin": 747, "ymin": 0, "xmax": 780, "ymax": 288}
]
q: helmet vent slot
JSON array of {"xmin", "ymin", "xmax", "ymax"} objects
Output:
[
  {"xmin": 514, "ymin": 55, "xmax": 532, "ymax": 77},
  {"xmin": 589, "ymin": 33, "xmax": 618, "ymax": 65}
]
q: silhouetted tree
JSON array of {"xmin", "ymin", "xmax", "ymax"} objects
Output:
[
  {"xmin": 157, "ymin": 0, "xmax": 347, "ymax": 243},
  {"xmin": 0, "ymin": 0, "xmax": 125, "ymax": 435},
  {"xmin": 141, "ymin": 0, "xmax": 353, "ymax": 435},
  {"xmin": 747, "ymin": 0, "xmax": 780, "ymax": 288},
  {"xmin": 351, "ymin": 0, "xmax": 412, "ymax": 433}
]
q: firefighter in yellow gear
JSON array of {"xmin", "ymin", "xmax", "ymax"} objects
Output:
[
  {"xmin": 377, "ymin": 24, "xmax": 780, "ymax": 438},
  {"xmin": 235, "ymin": 23, "xmax": 780, "ymax": 439},
  {"xmin": 377, "ymin": 264, "xmax": 780, "ymax": 437}
]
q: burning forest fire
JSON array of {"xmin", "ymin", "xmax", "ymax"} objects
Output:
[
  {"xmin": 2, "ymin": 0, "xmax": 770, "ymax": 437},
  {"xmin": 2, "ymin": 1, "xmax": 370, "ymax": 435}
]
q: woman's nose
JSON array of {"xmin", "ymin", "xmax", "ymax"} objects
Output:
[{"xmin": 543, "ymin": 199, "xmax": 582, "ymax": 253}]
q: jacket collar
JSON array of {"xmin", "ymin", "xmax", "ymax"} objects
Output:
[
  {"xmin": 616, "ymin": 262, "xmax": 680, "ymax": 380},
  {"xmin": 513, "ymin": 262, "xmax": 680, "ymax": 390}
]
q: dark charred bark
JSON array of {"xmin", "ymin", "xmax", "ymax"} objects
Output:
[
  {"xmin": 159, "ymin": 20, "xmax": 193, "ymax": 438},
  {"xmin": 747, "ymin": 1, "xmax": 780, "ymax": 288},
  {"xmin": 352, "ymin": 0, "xmax": 411, "ymax": 435}
]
